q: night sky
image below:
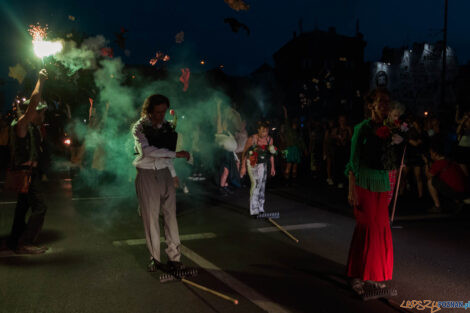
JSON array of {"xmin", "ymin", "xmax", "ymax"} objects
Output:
[{"xmin": 1, "ymin": 0, "xmax": 470, "ymax": 79}]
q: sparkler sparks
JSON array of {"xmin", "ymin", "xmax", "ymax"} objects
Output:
[
  {"xmin": 28, "ymin": 23, "xmax": 48, "ymax": 41},
  {"xmin": 28, "ymin": 23, "xmax": 63, "ymax": 58},
  {"xmin": 149, "ymin": 52, "xmax": 170, "ymax": 66}
]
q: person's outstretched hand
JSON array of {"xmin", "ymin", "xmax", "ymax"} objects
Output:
[{"xmin": 39, "ymin": 69, "xmax": 48, "ymax": 81}]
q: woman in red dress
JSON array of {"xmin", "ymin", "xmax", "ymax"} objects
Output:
[{"xmin": 346, "ymin": 89, "xmax": 399, "ymax": 295}]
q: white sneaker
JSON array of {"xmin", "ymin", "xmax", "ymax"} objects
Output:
[
  {"xmin": 326, "ymin": 178, "xmax": 334, "ymax": 186},
  {"xmin": 337, "ymin": 183, "xmax": 344, "ymax": 189},
  {"xmin": 183, "ymin": 186, "xmax": 189, "ymax": 194}
]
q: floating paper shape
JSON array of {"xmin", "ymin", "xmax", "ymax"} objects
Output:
[
  {"xmin": 175, "ymin": 31, "xmax": 184, "ymax": 43},
  {"xmin": 8, "ymin": 64, "xmax": 27, "ymax": 84},
  {"xmin": 179, "ymin": 68, "xmax": 190, "ymax": 92},
  {"xmin": 224, "ymin": 0, "xmax": 250, "ymax": 11}
]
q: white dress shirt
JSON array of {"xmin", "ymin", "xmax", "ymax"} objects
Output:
[{"xmin": 132, "ymin": 117, "xmax": 177, "ymax": 177}]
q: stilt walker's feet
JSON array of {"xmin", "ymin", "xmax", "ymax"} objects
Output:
[
  {"xmin": 15, "ymin": 244, "xmax": 48, "ymax": 255},
  {"xmin": 148, "ymin": 258, "xmax": 167, "ymax": 272},
  {"xmin": 365, "ymin": 280, "xmax": 387, "ymax": 289},
  {"xmin": 350, "ymin": 278, "xmax": 365, "ymax": 296},
  {"xmin": 167, "ymin": 261, "xmax": 184, "ymax": 271}
]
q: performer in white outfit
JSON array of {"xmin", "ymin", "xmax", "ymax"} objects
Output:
[{"xmin": 240, "ymin": 121, "xmax": 276, "ymax": 216}]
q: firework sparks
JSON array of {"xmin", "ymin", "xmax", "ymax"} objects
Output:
[
  {"xmin": 149, "ymin": 52, "xmax": 170, "ymax": 66},
  {"xmin": 29, "ymin": 23, "xmax": 63, "ymax": 58},
  {"xmin": 200, "ymin": 60, "xmax": 205, "ymax": 65},
  {"xmin": 28, "ymin": 24, "xmax": 48, "ymax": 41}
]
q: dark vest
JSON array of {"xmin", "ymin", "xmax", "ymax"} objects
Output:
[
  {"xmin": 142, "ymin": 121, "xmax": 178, "ymax": 151},
  {"xmin": 10, "ymin": 122, "xmax": 43, "ymax": 168}
]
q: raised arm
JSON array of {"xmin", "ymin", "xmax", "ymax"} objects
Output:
[{"xmin": 16, "ymin": 69, "xmax": 48, "ymax": 138}]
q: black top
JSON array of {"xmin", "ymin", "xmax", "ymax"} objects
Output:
[
  {"xmin": 142, "ymin": 121, "xmax": 178, "ymax": 151},
  {"xmin": 10, "ymin": 122, "xmax": 44, "ymax": 168},
  {"xmin": 359, "ymin": 121, "xmax": 403, "ymax": 170}
]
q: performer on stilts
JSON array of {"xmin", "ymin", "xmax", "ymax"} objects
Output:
[
  {"xmin": 345, "ymin": 89, "xmax": 404, "ymax": 295},
  {"xmin": 240, "ymin": 121, "xmax": 277, "ymax": 217},
  {"xmin": 132, "ymin": 94, "xmax": 190, "ymax": 272}
]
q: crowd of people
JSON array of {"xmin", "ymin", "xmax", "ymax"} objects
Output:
[{"xmin": 1, "ymin": 69, "xmax": 470, "ymax": 301}]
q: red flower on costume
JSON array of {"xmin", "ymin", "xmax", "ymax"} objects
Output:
[
  {"xmin": 169, "ymin": 109, "xmax": 175, "ymax": 116},
  {"xmin": 376, "ymin": 126, "xmax": 391, "ymax": 139},
  {"xmin": 249, "ymin": 151, "xmax": 258, "ymax": 166},
  {"xmin": 260, "ymin": 145, "xmax": 266, "ymax": 150}
]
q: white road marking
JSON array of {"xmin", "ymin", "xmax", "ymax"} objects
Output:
[
  {"xmin": 1, "ymin": 196, "xmax": 126, "ymax": 205},
  {"xmin": 256, "ymin": 222, "xmax": 328, "ymax": 233},
  {"xmin": 181, "ymin": 245, "xmax": 292, "ymax": 313},
  {"xmin": 112, "ymin": 232, "xmax": 217, "ymax": 247},
  {"xmin": 394, "ymin": 214, "xmax": 452, "ymax": 221},
  {"xmin": 71, "ymin": 196, "xmax": 127, "ymax": 201},
  {"xmin": 0, "ymin": 247, "xmax": 64, "ymax": 258}
]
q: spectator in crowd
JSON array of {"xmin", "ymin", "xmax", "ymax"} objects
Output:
[
  {"xmin": 323, "ymin": 118, "xmax": 336, "ymax": 186},
  {"xmin": 330, "ymin": 115, "xmax": 352, "ymax": 188},
  {"xmin": 215, "ymin": 99, "xmax": 240, "ymax": 195},
  {"xmin": 281, "ymin": 106, "xmax": 306, "ymax": 186},
  {"xmin": 403, "ymin": 116, "xmax": 425, "ymax": 199},
  {"xmin": 388, "ymin": 102, "xmax": 405, "ymax": 123},
  {"xmin": 187, "ymin": 123, "xmax": 205, "ymax": 182},
  {"xmin": 308, "ymin": 120, "xmax": 323, "ymax": 176},
  {"xmin": 0, "ymin": 114, "xmax": 10, "ymax": 180},
  {"xmin": 455, "ymin": 110, "xmax": 470, "ymax": 177},
  {"xmin": 423, "ymin": 140, "xmax": 469, "ymax": 213}
]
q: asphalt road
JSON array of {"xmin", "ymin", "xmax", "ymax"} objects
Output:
[{"xmin": 1, "ymin": 177, "xmax": 469, "ymax": 313}]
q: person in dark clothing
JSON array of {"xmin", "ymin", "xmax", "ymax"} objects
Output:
[
  {"xmin": 7, "ymin": 69, "xmax": 49, "ymax": 254},
  {"xmin": 403, "ymin": 117, "xmax": 425, "ymax": 198}
]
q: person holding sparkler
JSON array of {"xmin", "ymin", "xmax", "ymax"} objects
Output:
[
  {"xmin": 240, "ymin": 121, "xmax": 277, "ymax": 216},
  {"xmin": 7, "ymin": 69, "xmax": 49, "ymax": 254},
  {"xmin": 132, "ymin": 94, "xmax": 190, "ymax": 272}
]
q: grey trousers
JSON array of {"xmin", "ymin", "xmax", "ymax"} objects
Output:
[{"xmin": 135, "ymin": 168, "xmax": 181, "ymax": 262}]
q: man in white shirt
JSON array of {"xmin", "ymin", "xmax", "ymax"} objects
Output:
[{"xmin": 132, "ymin": 94, "xmax": 190, "ymax": 272}]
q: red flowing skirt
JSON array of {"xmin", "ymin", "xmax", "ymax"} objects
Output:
[{"xmin": 346, "ymin": 170, "xmax": 397, "ymax": 281}]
